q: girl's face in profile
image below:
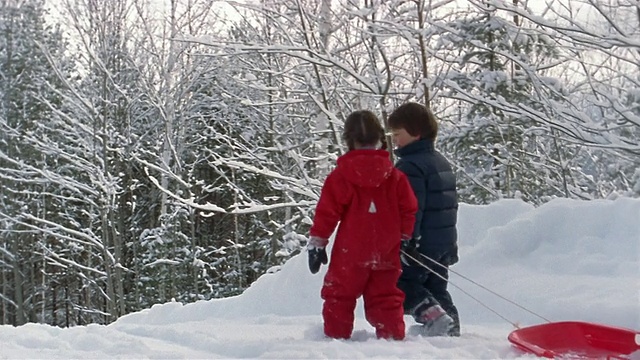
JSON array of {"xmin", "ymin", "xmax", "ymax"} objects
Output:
[{"xmin": 391, "ymin": 127, "xmax": 419, "ymax": 148}]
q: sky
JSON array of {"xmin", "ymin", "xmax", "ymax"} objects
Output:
[{"xmin": 0, "ymin": 197, "xmax": 638, "ymax": 359}]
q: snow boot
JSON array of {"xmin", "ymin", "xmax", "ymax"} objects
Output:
[
  {"xmin": 447, "ymin": 311, "xmax": 461, "ymax": 337},
  {"xmin": 415, "ymin": 304, "xmax": 454, "ymax": 337}
]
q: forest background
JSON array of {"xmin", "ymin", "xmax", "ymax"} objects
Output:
[{"xmin": 0, "ymin": 0, "xmax": 638, "ymax": 327}]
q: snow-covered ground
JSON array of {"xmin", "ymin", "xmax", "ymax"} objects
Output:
[{"xmin": 0, "ymin": 198, "xmax": 638, "ymax": 359}]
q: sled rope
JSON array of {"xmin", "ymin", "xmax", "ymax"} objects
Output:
[{"xmin": 401, "ymin": 250, "xmax": 551, "ymax": 327}]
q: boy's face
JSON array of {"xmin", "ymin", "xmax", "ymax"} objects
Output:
[{"xmin": 391, "ymin": 127, "xmax": 420, "ymax": 148}]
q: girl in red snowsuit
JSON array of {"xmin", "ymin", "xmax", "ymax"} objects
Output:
[{"xmin": 308, "ymin": 110, "xmax": 418, "ymax": 340}]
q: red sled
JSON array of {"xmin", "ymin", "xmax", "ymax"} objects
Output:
[{"xmin": 508, "ymin": 321, "xmax": 640, "ymax": 359}]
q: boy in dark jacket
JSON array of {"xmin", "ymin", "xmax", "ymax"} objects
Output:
[
  {"xmin": 307, "ymin": 110, "xmax": 418, "ymax": 340},
  {"xmin": 388, "ymin": 102, "xmax": 460, "ymax": 337}
]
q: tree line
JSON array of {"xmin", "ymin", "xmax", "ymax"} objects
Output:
[{"xmin": 0, "ymin": 0, "xmax": 638, "ymax": 327}]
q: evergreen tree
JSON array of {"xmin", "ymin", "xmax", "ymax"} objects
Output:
[
  {"xmin": 0, "ymin": 0, "xmax": 71, "ymax": 325},
  {"xmin": 434, "ymin": 6, "xmax": 574, "ymax": 203}
]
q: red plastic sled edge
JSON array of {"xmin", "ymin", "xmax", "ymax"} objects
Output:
[{"xmin": 508, "ymin": 321, "xmax": 640, "ymax": 359}]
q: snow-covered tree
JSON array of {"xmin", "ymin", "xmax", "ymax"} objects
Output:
[
  {"xmin": 1, "ymin": 0, "xmax": 637, "ymax": 328},
  {"xmin": 479, "ymin": 0, "xmax": 640, "ymax": 199},
  {"xmin": 0, "ymin": 0, "xmax": 70, "ymax": 326},
  {"xmin": 432, "ymin": 4, "xmax": 573, "ymax": 203}
]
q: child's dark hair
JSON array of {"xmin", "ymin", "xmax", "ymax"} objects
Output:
[
  {"xmin": 343, "ymin": 110, "xmax": 388, "ymax": 151},
  {"xmin": 388, "ymin": 102, "xmax": 438, "ymax": 141}
]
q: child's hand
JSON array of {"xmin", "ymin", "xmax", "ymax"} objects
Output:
[
  {"xmin": 448, "ymin": 246, "xmax": 459, "ymax": 265},
  {"xmin": 400, "ymin": 237, "xmax": 421, "ymax": 267},
  {"xmin": 308, "ymin": 247, "xmax": 328, "ymax": 274}
]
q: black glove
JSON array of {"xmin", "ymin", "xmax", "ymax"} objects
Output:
[
  {"xmin": 400, "ymin": 238, "xmax": 421, "ymax": 267},
  {"xmin": 448, "ymin": 246, "xmax": 459, "ymax": 266},
  {"xmin": 308, "ymin": 247, "xmax": 328, "ymax": 274}
]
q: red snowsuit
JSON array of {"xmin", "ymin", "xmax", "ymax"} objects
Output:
[{"xmin": 310, "ymin": 149, "xmax": 418, "ymax": 340}]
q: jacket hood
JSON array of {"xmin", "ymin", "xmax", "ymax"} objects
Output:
[{"xmin": 335, "ymin": 149, "xmax": 393, "ymax": 188}]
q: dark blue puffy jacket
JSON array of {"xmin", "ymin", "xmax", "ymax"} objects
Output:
[{"xmin": 394, "ymin": 139, "xmax": 458, "ymax": 255}]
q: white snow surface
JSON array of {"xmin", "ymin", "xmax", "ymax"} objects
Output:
[{"xmin": 0, "ymin": 198, "xmax": 638, "ymax": 359}]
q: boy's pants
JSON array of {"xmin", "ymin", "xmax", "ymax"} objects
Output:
[{"xmin": 397, "ymin": 250, "xmax": 460, "ymax": 335}]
